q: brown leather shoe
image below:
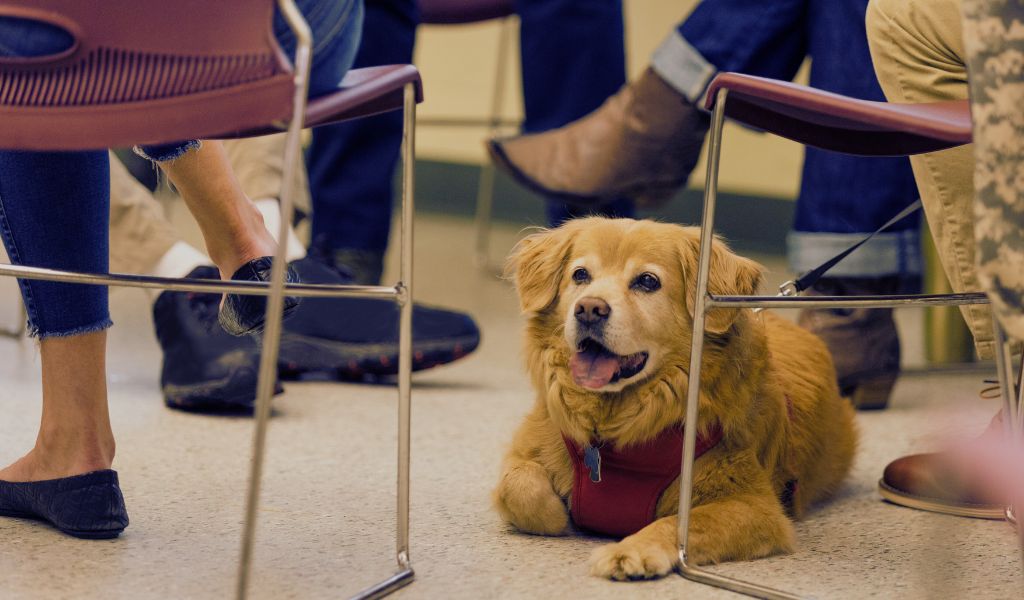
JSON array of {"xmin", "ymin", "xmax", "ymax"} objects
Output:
[
  {"xmin": 487, "ymin": 68, "xmax": 709, "ymax": 208},
  {"xmin": 797, "ymin": 276, "xmax": 901, "ymax": 410},
  {"xmin": 878, "ymin": 412, "xmax": 1007, "ymax": 519}
]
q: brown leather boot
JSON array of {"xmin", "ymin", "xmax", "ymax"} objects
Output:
[
  {"xmin": 797, "ymin": 276, "xmax": 901, "ymax": 410},
  {"xmin": 878, "ymin": 412, "xmax": 1008, "ymax": 519},
  {"xmin": 487, "ymin": 68, "xmax": 709, "ymax": 208}
]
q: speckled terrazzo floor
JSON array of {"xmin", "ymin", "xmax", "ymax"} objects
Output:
[{"xmin": 0, "ymin": 214, "xmax": 1020, "ymax": 599}]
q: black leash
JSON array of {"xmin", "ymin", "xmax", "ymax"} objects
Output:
[{"xmin": 777, "ymin": 199, "xmax": 923, "ymax": 297}]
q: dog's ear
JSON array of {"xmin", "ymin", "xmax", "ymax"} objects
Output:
[
  {"xmin": 678, "ymin": 230, "xmax": 764, "ymax": 334},
  {"xmin": 505, "ymin": 226, "xmax": 575, "ymax": 314}
]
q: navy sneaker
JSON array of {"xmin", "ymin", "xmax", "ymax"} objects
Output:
[
  {"xmin": 153, "ymin": 266, "xmax": 281, "ymax": 412},
  {"xmin": 277, "ymin": 256, "xmax": 481, "ymax": 380}
]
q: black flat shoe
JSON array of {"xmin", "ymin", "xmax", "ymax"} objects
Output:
[
  {"xmin": 0, "ymin": 470, "xmax": 129, "ymax": 539},
  {"xmin": 219, "ymin": 257, "xmax": 301, "ymax": 336}
]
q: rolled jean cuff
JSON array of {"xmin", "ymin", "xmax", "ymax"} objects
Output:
[
  {"xmin": 29, "ymin": 317, "xmax": 113, "ymax": 340},
  {"xmin": 133, "ymin": 140, "xmax": 202, "ymax": 163},
  {"xmin": 787, "ymin": 230, "xmax": 922, "ymax": 277},
  {"xmin": 651, "ymin": 29, "xmax": 717, "ymax": 105}
]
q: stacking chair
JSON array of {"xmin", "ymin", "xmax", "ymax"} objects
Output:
[
  {"xmin": 0, "ymin": 1, "xmax": 420, "ymax": 598},
  {"xmin": 678, "ymin": 72, "xmax": 1024, "ymax": 599},
  {"xmin": 417, "ymin": 0, "xmax": 517, "ymax": 268}
]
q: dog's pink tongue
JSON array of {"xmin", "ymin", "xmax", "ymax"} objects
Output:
[{"xmin": 570, "ymin": 348, "xmax": 619, "ymax": 389}]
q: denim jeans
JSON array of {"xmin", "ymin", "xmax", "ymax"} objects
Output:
[
  {"xmin": 0, "ymin": 1, "xmax": 362, "ymax": 337},
  {"xmin": 657, "ymin": 0, "xmax": 921, "ymax": 279},
  {"xmin": 305, "ymin": 0, "xmax": 633, "ymax": 260},
  {"xmin": 0, "ymin": 18, "xmax": 110, "ymax": 338}
]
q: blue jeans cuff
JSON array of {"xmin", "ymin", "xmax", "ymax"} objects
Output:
[
  {"xmin": 651, "ymin": 30, "xmax": 716, "ymax": 105},
  {"xmin": 134, "ymin": 140, "xmax": 202, "ymax": 163},
  {"xmin": 787, "ymin": 230, "xmax": 922, "ymax": 277},
  {"xmin": 29, "ymin": 318, "xmax": 113, "ymax": 340}
]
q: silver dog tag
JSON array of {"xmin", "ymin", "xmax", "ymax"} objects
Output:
[{"xmin": 584, "ymin": 445, "xmax": 602, "ymax": 483}]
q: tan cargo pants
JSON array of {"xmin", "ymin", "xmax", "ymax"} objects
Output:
[
  {"xmin": 867, "ymin": 0, "xmax": 995, "ymax": 358},
  {"xmin": 108, "ymin": 134, "xmax": 308, "ymax": 275}
]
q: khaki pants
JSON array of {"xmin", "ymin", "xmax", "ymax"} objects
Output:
[
  {"xmin": 108, "ymin": 135, "xmax": 309, "ymax": 275},
  {"xmin": 866, "ymin": 0, "xmax": 994, "ymax": 358}
]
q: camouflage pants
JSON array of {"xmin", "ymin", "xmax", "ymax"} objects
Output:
[
  {"xmin": 963, "ymin": 0, "xmax": 1024, "ymax": 342},
  {"xmin": 867, "ymin": 0, "xmax": 997, "ymax": 357},
  {"xmin": 108, "ymin": 134, "xmax": 309, "ymax": 275}
]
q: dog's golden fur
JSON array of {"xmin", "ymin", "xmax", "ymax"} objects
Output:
[{"xmin": 494, "ymin": 218, "xmax": 857, "ymax": 580}]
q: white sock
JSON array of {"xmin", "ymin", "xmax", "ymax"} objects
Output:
[
  {"xmin": 255, "ymin": 198, "xmax": 306, "ymax": 262},
  {"xmin": 146, "ymin": 241, "xmax": 211, "ymax": 300}
]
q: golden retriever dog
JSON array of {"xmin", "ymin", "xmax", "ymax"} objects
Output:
[{"xmin": 494, "ymin": 217, "xmax": 856, "ymax": 580}]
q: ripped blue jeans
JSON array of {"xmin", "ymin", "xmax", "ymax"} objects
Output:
[{"xmin": 0, "ymin": 1, "xmax": 361, "ymax": 337}]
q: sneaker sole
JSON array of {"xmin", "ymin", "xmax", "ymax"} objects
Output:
[
  {"xmin": 163, "ymin": 371, "xmax": 283, "ymax": 412},
  {"xmin": 277, "ymin": 332, "xmax": 479, "ymax": 380},
  {"xmin": 877, "ymin": 479, "xmax": 1006, "ymax": 520}
]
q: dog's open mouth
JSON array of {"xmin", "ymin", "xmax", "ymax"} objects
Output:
[{"xmin": 570, "ymin": 338, "xmax": 649, "ymax": 390}]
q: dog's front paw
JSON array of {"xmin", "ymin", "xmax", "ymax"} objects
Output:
[
  {"xmin": 589, "ymin": 539, "xmax": 677, "ymax": 581},
  {"xmin": 494, "ymin": 463, "xmax": 569, "ymax": 536}
]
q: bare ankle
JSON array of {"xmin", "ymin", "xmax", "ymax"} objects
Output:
[
  {"xmin": 34, "ymin": 431, "xmax": 116, "ymax": 474},
  {"xmin": 208, "ymin": 211, "xmax": 278, "ymax": 279}
]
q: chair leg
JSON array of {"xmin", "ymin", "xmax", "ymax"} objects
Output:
[
  {"xmin": 473, "ymin": 17, "xmax": 514, "ymax": 270},
  {"xmin": 348, "ymin": 81, "xmax": 417, "ymax": 600},
  {"xmin": 676, "ymin": 89, "xmax": 803, "ymax": 600},
  {"xmin": 236, "ymin": 2, "xmax": 313, "ymax": 598},
  {"xmin": 396, "ymin": 81, "xmax": 416, "ymax": 574}
]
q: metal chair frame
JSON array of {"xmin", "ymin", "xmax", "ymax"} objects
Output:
[
  {"xmin": 0, "ymin": 1, "xmax": 416, "ymax": 598},
  {"xmin": 676, "ymin": 87, "xmax": 1024, "ymax": 599},
  {"xmin": 415, "ymin": 12, "xmax": 519, "ymax": 269}
]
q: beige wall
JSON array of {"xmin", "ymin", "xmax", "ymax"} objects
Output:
[{"xmin": 413, "ymin": 1, "xmax": 807, "ymax": 199}]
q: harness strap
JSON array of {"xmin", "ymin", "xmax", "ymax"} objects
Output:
[{"xmin": 562, "ymin": 423, "xmax": 723, "ymax": 537}]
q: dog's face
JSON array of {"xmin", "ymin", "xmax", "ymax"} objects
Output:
[{"xmin": 510, "ymin": 218, "xmax": 762, "ymax": 394}]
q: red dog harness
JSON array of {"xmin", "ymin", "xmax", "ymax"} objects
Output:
[{"xmin": 562, "ymin": 424, "xmax": 723, "ymax": 537}]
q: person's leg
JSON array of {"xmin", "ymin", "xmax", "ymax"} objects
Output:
[
  {"xmin": 0, "ymin": 16, "xmax": 126, "ymax": 539},
  {"xmin": 109, "ymin": 136, "xmax": 478, "ymax": 407},
  {"xmin": 0, "ymin": 151, "xmax": 114, "ymax": 482},
  {"xmin": 789, "ymin": 0, "xmax": 923, "ymax": 409},
  {"xmin": 489, "ymin": 0, "xmax": 809, "ymax": 207},
  {"xmin": 962, "ymin": 0, "xmax": 1024, "ymax": 341},
  {"xmin": 305, "ymin": 0, "xmax": 414, "ymax": 284},
  {"xmin": 516, "ymin": 0, "xmax": 633, "ymax": 225},
  {"xmin": 867, "ymin": 0, "xmax": 993, "ymax": 358},
  {"xmin": 866, "ymin": 0, "xmax": 1010, "ymax": 518}
]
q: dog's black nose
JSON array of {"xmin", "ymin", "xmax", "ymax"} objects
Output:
[{"xmin": 575, "ymin": 297, "xmax": 610, "ymax": 325}]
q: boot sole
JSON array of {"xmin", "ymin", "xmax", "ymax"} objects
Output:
[
  {"xmin": 277, "ymin": 332, "xmax": 479, "ymax": 380},
  {"xmin": 877, "ymin": 480, "xmax": 1006, "ymax": 520},
  {"xmin": 486, "ymin": 139, "xmax": 678, "ymax": 207}
]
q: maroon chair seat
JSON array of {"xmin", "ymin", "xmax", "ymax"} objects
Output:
[
  {"xmin": 703, "ymin": 73, "xmax": 971, "ymax": 156},
  {"xmin": 419, "ymin": 0, "xmax": 515, "ymax": 24},
  {"xmin": 0, "ymin": 1, "xmax": 423, "ymax": 151}
]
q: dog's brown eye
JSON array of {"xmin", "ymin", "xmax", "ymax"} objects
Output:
[
  {"xmin": 632, "ymin": 272, "xmax": 661, "ymax": 292},
  {"xmin": 572, "ymin": 267, "xmax": 591, "ymax": 284}
]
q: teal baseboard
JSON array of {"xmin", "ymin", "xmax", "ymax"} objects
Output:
[{"xmin": 413, "ymin": 160, "xmax": 794, "ymax": 255}]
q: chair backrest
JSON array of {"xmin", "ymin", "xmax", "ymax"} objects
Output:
[
  {"xmin": 418, "ymin": 0, "xmax": 515, "ymax": 25},
  {"xmin": 704, "ymin": 73, "xmax": 972, "ymax": 157},
  {"xmin": 0, "ymin": 0, "xmax": 295, "ymax": 150}
]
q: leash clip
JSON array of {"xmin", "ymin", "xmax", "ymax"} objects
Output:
[{"xmin": 753, "ymin": 280, "xmax": 798, "ymax": 314}]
